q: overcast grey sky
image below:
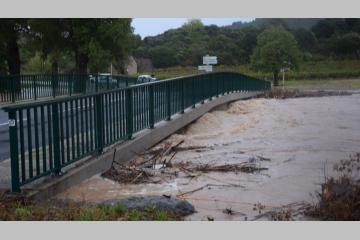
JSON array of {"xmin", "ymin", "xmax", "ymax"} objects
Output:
[{"xmin": 132, "ymin": 18, "xmax": 254, "ymax": 38}]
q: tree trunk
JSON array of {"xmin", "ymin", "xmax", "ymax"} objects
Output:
[
  {"xmin": 75, "ymin": 52, "xmax": 89, "ymax": 74},
  {"xmin": 273, "ymin": 70, "xmax": 279, "ymax": 86},
  {"xmin": 355, "ymin": 50, "xmax": 360, "ymax": 60},
  {"xmin": 5, "ymin": 36, "xmax": 20, "ymax": 75},
  {"xmin": 51, "ymin": 60, "xmax": 58, "ymax": 74},
  {"xmin": 5, "ymin": 36, "xmax": 21, "ymax": 92},
  {"xmin": 74, "ymin": 51, "xmax": 89, "ymax": 93}
]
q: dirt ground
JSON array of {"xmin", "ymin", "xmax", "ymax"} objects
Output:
[{"xmin": 56, "ymin": 93, "xmax": 360, "ymax": 220}]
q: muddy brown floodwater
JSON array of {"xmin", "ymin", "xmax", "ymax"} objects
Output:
[{"xmin": 56, "ymin": 94, "xmax": 360, "ymax": 220}]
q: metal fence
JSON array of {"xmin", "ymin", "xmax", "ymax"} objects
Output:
[
  {"xmin": 3, "ymin": 72, "xmax": 271, "ymax": 192},
  {"xmin": 0, "ymin": 74, "xmax": 138, "ymax": 103}
]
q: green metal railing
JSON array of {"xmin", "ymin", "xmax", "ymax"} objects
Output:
[
  {"xmin": 3, "ymin": 72, "xmax": 270, "ymax": 192},
  {"xmin": 0, "ymin": 74, "xmax": 138, "ymax": 103}
]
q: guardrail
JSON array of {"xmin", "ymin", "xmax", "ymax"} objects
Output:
[
  {"xmin": 3, "ymin": 72, "xmax": 270, "ymax": 192},
  {"xmin": 0, "ymin": 74, "xmax": 138, "ymax": 103}
]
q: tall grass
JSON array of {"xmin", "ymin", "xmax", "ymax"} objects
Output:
[{"xmin": 150, "ymin": 60, "xmax": 360, "ymax": 81}]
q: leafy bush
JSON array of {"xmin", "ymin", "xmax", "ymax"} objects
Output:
[{"xmin": 306, "ymin": 153, "xmax": 360, "ymax": 220}]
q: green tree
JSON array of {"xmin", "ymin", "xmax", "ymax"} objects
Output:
[
  {"xmin": 334, "ymin": 32, "xmax": 360, "ymax": 59},
  {"xmin": 0, "ymin": 19, "xmax": 27, "ymax": 75},
  {"xmin": 251, "ymin": 26, "xmax": 301, "ymax": 86},
  {"xmin": 311, "ymin": 19, "xmax": 346, "ymax": 39},
  {"xmin": 182, "ymin": 19, "xmax": 204, "ymax": 30},
  {"xmin": 28, "ymin": 19, "xmax": 69, "ymax": 73},
  {"xmin": 66, "ymin": 19, "xmax": 133, "ymax": 74},
  {"xmin": 149, "ymin": 46, "xmax": 177, "ymax": 68},
  {"xmin": 292, "ymin": 28, "xmax": 317, "ymax": 51},
  {"xmin": 0, "ymin": 43, "xmax": 7, "ymax": 75}
]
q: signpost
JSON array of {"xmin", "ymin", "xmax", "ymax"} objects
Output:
[
  {"xmin": 203, "ymin": 55, "xmax": 217, "ymax": 65},
  {"xmin": 198, "ymin": 55, "xmax": 217, "ymax": 73},
  {"xmin": 198, "ymin": 65, "xmax": 213, "ymax": 72}
]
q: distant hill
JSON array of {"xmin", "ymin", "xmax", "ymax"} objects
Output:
[
  {"xmin": 232, "ymin": 18, "xmax": 323, "ymax": 30},
  {"xmin": 135, "ymin": 18, "xmax": 360, "ymax": 69}
]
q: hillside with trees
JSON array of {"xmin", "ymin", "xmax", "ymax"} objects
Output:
[{"xmin": 135, "ymin": 18, "xmax": 360, "ymax": 70}]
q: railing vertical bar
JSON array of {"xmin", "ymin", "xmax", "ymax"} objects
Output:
[
  {"xmin": 109, "ymin": 93, "xmax": 113, "ymax": 143},
  {"xmin": 95, "ymin": 94, "xmax": 104, "ymax": 153},
  {"xmin": 75, "ymin": 99, "xmax": 80, "ymax": 158},
  {"xmin": 166, "ymin": 82, "xmax": 171, "ymax": 120},
  {"xmin": 80, "ymin": 98, "xmax": 85, "ymax": 155},
  {"xmin": 70, "ymin": 100, "xmax": 75, "ymax": 161},
  {"xmin": 59, "ymin": 103, "xmax": 65, "ymax": 165},
  {"xmin": 126, "ymin": 88, "xmax": 133, "ymax": 139},
  {"xmin": 85, "ymin": 97, "xmax": 89, "ymax": 153},
  {"xmin": 9, "ymin": 110, "xmax": 20, "ymax": 192},
  {"xmin": 65, "ymin": 102, "xmax": 70, "ymax": 163},
  {"xmin": 52, "ymin": 103, "xmax": 61, "ymax": 174},
  {"xmin": 19, "ymin": 110, "xmax": 26, "ymax": 182},
  {"xmin": 115, "ymin": 91, "xmax": 120, "ymax": 140},
  {"xmin": 26, "ymin": 109, "xmax": 33, "ymax": 178},
  {"xmin": 34, "ymin": 107, "xmax": 40, "ymax": 175},
  {"xmin": 47, "ymin": 105, "xmax": 53, "ymax": 170}
]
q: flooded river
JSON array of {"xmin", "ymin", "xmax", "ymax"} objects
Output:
[{"xmin": 56, "ymin": 94, "xmax": 360, "ymax": 220}]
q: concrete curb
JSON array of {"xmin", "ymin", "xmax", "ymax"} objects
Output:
[{"xmin": 29, "ymin": 91, "xmax": 258, "ymax": 201}]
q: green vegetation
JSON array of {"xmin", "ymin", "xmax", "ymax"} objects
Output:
[
  {"xmin": 2, "ymin": 18, "xmax": 360, "ymax": 85},
  {"xmin": 251, "ymin": 26, "xmax": 301, "ymax": 86},
  {"xmin": 151, "ymin": 59, "xmax": 360, "ymax": 85},
  {"xmin": 0, "ymin": 197, "xmax": 180, "ymax": 221},
  {"xmin": 0, "ymin": 19, "xmax": 133, "ymax": 75},
  {"xmin": 136, "ymin": 18, "xmax": 360, "ymax": 83},
  {"xmin": 285, "ymin": 79, "xmax": 360, "ymax": 90},
  {"xmin": 306, "ymin": 153, "xmax": 360, "ymax": 220}
]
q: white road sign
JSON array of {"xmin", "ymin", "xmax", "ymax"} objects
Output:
[
  {"xmin": 203, "ymin": 56, "xmax": 217, "ymax": 65},
  {"xmin": 198, "ymin": 65, "xmax": 213, "ymax": 72}
]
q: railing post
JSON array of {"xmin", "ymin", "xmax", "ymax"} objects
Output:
[
  {"xmin": 69, "ymin": 74, "xmax": 72, "ymax": 96},
  {"xmin": 9, "ymin": 110, "xmax": 20, "ymax": 192},
  {"xmin": 209, "ymin": 74, "xmax": 213, "ymax": 101},
  {"xmin": 181, "ymin": 79, "xmax": 185, "ymax": 114},
  {"xmin": 95, "ymin": 95, "xmax": 104, "ymax": 154},
  {"xmin": 166, "ymin": 81, "xmax": 171, "ymax": 120},
  {"xmin": 52, "ymin": 74, "xmax": 56, "ymax": 98},
  {"xmin": 126, "ymin": 88, "xmax": 133, "ymax": 139},
  {"xmin": 83, "ymin": 74, "xmax": 87, "ymax": 94},
  {"xmin": 192, "ymin": 77, "xmax": 195, "ymax": 109},
  {"xmin": 33, "ymin": 75, "xmax": 37, "ymax": 100},
  {"xmin": 96, "ymin": 74, "xmax": 100, "ymax": 92},
  {"xmin": 52, "ymin": 103, "xmax": 61, "ymax": 174},
  {"xmin": 11, "ymin": 76, "xmax": 16, "ymax": 103},
  {"xmin": 222, "ymin": 72, "xmax": 225, "ymax": 95},
  {"xmin": 201, "ymin": 75, "xmax": 205, "ymax": 104},
  {"xmin": 149, "ymin": 84, "xmax": 155, "ymax": 128},
  {"xmin": 215, "ymin": 73, "xmax": 221, "ymax": 97},
  {"xmin": 106, "ymin": 75, "xmax": 110, "ymax": 90}
]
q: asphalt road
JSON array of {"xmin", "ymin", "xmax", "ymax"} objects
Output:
[
  {"xmin": 0, "ymin": 109, "xmax": 10, "ymax": 161},
  {"xmin": 0, "ymin": 90, "xmax": 173, "ymax": 162}
]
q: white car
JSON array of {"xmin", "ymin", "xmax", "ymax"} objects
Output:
[{"xmin": 137, "ymin": 75, "xmax": 156, "ymax": 83}]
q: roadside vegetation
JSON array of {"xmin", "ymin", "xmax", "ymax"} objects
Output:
[
  {"xmin": 0, "ymin": 196, "xmax": 180, "ymax": 221},
  {"xmin": 152, "ymin": 60, "xmax": 360, "ymax": 82},
  {"xmin": 305, "ymin": 153, "xmax": 360, "ymax": 220},
  {"xmin": 255, "ymin": 88, "xmax": 352, "ymax": 99}
]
